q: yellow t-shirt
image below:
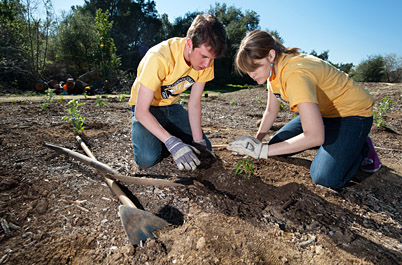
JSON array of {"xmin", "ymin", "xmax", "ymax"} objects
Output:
[
  {"xmin": 128, "ymin": 38, "xmax": 214, "ymax": 106},
  {"xmin": 269, "ymin": 53, "xmax": 373, "ymax": 118}
]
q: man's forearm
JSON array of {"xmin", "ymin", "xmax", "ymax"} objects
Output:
[
  {"xmin": 188, "ymin": 103, "xmax": 203, "ymax": 141},
  {"xmin": 135, "ymin": 109, "xmax": 172, "ymax": 142}
]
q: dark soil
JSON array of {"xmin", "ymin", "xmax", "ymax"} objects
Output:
[{"xmin": 0, "ymin": 82, "xmax": 401, "ymax": 264}]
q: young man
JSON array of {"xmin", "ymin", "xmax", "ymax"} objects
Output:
[{"xmin": 129, "ymin": 14, "xmax": 226, "ymax": 171}]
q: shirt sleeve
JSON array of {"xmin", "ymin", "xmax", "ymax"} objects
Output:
[
  {"xmin": 286, "ymin": 71, "xmax": 318, "ymax": 112},
  {"xmin": 136, "ymin": 53, "xmax": 167, "ymax": 92}
]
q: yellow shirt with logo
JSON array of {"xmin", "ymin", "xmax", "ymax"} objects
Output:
[
  {"xmin": 129, "ymin": 38, "xmax": 214, "ymax": 106},
  {"xmin": 269, "ymin": 53, "xmax": 373, "ymax": 118}
]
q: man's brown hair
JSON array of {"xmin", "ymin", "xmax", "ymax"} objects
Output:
[{"xmin": 186, "ymin": 14, "xmax": 227, "ymax": 58}]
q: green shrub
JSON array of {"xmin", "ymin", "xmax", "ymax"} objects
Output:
[
  {"xmin": 374, "ymin": 97, "xmax": 394, "ymax": 128},
  {"xmin": 41, "ymin": 88, "xmax": 56, "ymax": 111},
  {"xmin": 63, "ymin": 99, "xmax": 86, "ymax": 133}
]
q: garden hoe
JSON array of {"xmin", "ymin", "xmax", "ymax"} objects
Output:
[
  {"xmin": 42, "ymin": 142, "xmax": 182, "ymax": 187},
  {"xmin": 43, "ymin": 140, "xmax": 173, "ymax": 245}
]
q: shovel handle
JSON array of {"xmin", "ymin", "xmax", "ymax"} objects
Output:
[
  {"xmin": 212, "ymin": 141, "xmax": 269, "ymax": 149},
  {"xmin": 75, "ymin": 136, "xmax": 137, "ymax": 208}
]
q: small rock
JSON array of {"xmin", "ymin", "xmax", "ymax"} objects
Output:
[
  {"xmin": 35, "ymin": 200, "xmax": 48, "ymax": 214},
  {"xmin": 196, "ymin": 237, "xmax": 206, "ymax": 250},
  {"xmin": 22, "ymin": 232, "xmax": 33, "ymax": 238},
  {"xmin": 314, "ymin": 245, "xmax": 323, "ymax": 254}
]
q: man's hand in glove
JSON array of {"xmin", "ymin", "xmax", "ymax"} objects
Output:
[
  {"xmin": 192, "ymin": 139, "xmax": 217, "ymax": 159},
  {"xmin": 165, "ymin": 136, "xmax": 200, "ymax": 170},
  {"xmin": 227, "ymin": 136, "xmax": 268, "ymax": 159},
  {"xmin": 192, "ymin": 139, "xmax": 208, "ymax": 151}
]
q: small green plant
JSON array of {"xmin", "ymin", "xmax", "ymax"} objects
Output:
[
  {"xmin": 256, "ymin": 95, "xmax": 263, "ymax": 104},
  {"xmin": 57, "ymin": 95, "xmax": 65, "ymax": 104},
  {"xmin": 41, "ymin": 88, "xmax": 56, "ymax": 111},
  {"xmin": 374, "ymin": 97, "xmax": 394, "ymax": 128},
  {"xmin": 279, "ymin": 102, "xmax": 286, "ymax": 112},
  {"xmin": 95, "ymin": 95, "xmax": 107, "ymax": 107},
  {"xmin": 234, "ymin": 157, "xmax": 255, "ymax": 178},
  {"xmin": 118, "ymin": 93, "xmax": 127, "ymax": 101},
  {"xmin": 203, "ymin": 91, "xmax": 209, "ymax": 102},
  {"xmin": 179, "ymin": 94, "xmax": 187, "ymax": 105},
  {"xmin": 230, "ymin": 99, "xmax": 236, "ymax": 105},
  {"xmin": 63, "ymin": 99, "xmax": 86, "ymax": 133},
  {"xmin": 217, "ymin": 92, "xmax": 222, "ymax": 99}
]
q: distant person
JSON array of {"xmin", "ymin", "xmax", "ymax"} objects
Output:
[
  {"xmin": 62, "ymin": 78, "xmax": 75, "ymax": 95},
  {"xmin": 128, "ymin": 14, "xmax": 227, "ymax": 170},
  {"xmin": 228, "ymin": 30, "xmax": 380, "ymax": 189}
]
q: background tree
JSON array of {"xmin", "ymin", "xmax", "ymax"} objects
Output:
[
  {"xmin": 0, "ymin": 0, "xmax": 34, "ymax": 89},
  {"xmin": 94, "ymin": 9, "xmax": 121, "ymax": 81},
  {"xmin": 168, "ymin": 11, "xmax": 199, "ymax": 37},
  {"xmin": 209, "ymin": 3, "xmax": 260, "ymax": 86},
  {"xmin": 310, "ymin": 49, "xmax": 329, "ymax": 61},
  {"xmin": 334, "ymin": 62, "xmax": 354, "ymax": 75},
  {"xmin": 383, "ymin": 53, "xmax": 402, "ymax": 83},
  {"xmin": 53, "ymin": 8, "xmax": 98, "ymax": 77},
  {"xmin": 21, "ymin": 0, "xmax": 55, "ymax": 78},
  {"xmin": 354, "ymin": 55, "xmax": 385, "ymax": 82},
  {"xmin": 83, "ymin": 0, "xmax": 162, "ymax": 70},
  {"xmin": 159, "ymin": 13, "xmax": 173, "ymax": 40}
]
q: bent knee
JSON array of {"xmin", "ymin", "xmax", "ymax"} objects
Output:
[
  {"xmin": 134, "ymin": 155, "xmax": 160, "ymax": 169},
  {"xmin": 311, "ymin": 170, "xmax": 344, "ymax": 190}
]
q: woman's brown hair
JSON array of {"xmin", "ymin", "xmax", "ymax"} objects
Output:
[{"xmin": 235, "ymin": 30, "xmax": 300, "ymax": 75}]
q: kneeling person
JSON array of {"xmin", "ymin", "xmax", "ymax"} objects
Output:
[{"xmin": 129, "ymin": 14, "xmax": 226, "ymax": 170}]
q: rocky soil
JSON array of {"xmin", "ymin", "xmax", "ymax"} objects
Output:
[{"xmin": 0, "ymin": 82, "xmax": 401, "ymax": 264}]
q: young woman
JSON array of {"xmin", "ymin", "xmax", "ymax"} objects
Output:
[{"xmin": 227, "ymin": 30, "xmax": 381, "ymax": 189}]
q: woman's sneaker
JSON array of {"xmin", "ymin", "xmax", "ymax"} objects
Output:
[{"xmin": 360, "ymin": 136, "xmax": 382, "ymax": 173}]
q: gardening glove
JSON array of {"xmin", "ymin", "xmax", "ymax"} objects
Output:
[
  {"xmin": 165, "ymin": 136, "xmax": 201, "ymax": 170},
  {"xmin": 192, "ymin": 139, "xmax": 208, "ymax": 150},
  {"xmin": 192, "ymin": 139, "xmax": 217, "ymax": 159},
  {"xmin": 227, "ymin": 136, "xmax": 268, "ymax": 159}
]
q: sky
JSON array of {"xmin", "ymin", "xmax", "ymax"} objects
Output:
[{"xmin": 51, "ymin": 0, "xmax": 402, "ymax": 66}]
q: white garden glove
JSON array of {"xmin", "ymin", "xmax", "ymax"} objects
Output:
[
  {"xmin": 227, "ymin": 136, "xmax": 268, "ymax": 159},
  {"xmin": 165, "ymin": 136, "xmax": 200, "ymax": 170}
]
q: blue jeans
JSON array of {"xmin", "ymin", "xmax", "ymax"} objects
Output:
[
  {"xmin": 269, "ymin": 116, "xmax": 373, "ymax": 189},
  {"xmin": 131, "ymin": 104, "xmax": 211, "ymax": 168}
]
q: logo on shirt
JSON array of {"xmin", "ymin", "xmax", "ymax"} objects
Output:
[
  {"xmin": 161, "ymin": 76, "xmax": 195, "ymax": 99},
  {"xmin": 274, "ymin": 93, "xmax": 289, "ymax": 105}
]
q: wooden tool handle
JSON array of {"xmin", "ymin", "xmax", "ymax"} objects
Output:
[{"xmin": 75, "ymin": 136, "xmax": 136, "ymax": 208}]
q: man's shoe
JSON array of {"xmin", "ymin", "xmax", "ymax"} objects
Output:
[{"xmin": 360, "ymin": 136, "xmax": 382, "ymax": 173}]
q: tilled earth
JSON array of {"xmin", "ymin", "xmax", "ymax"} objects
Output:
[{"xmin": 0, "ymin": 82, "xmax": 401, "ymax": 264}]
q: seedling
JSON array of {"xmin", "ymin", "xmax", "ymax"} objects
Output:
[
  {"xmin": 95, "ymin": 95, "xmax": 108, "ymax": 107},
  {"xmin": 203, "ymin": 91, "xmax": 209, "ymax": 102},
  {"xmin": 374, "ymin": 97, "xmax": 394, "ymax": 128},
  {"xmin": 41, "ymin": 88, "xmax": 56, "ymax": 111},
  {"xmin": 230, "ymin": 99, "xmax": 236, "ymax": 105},
  {"xmin": 63, "ymin": 99, "xmax": 86, "ymax": 133},
  {"xmin": 234, "ymin": 157, "xmax": 255, "ymax": 178},
  {"xmin": 256, "ymin": 95, "xmax": 263, "ymax": 104},
  {"xmin": 118, "ymin": 93, "xmax": 127, "ymax": 101},
  {"xmin": 57, "ymin": 95, "xmax": 65, "ymax": 104},
  {"xmin": 179, "ymin": 94, "xmax": 187, "ymax": 105},
  {"xmin": 279, "ymin": 102, "xmax": 285, "ymax": 112}
]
